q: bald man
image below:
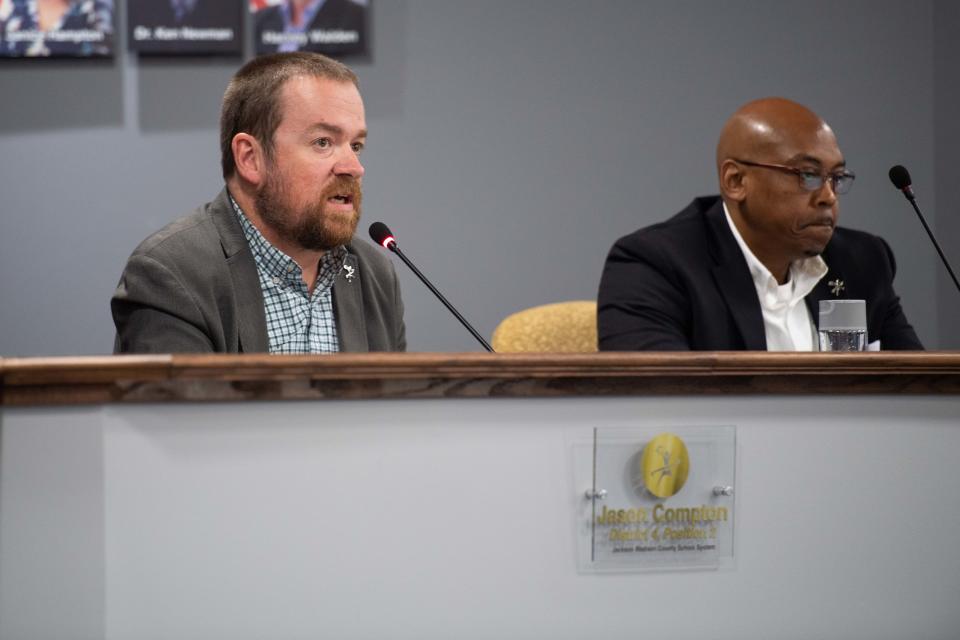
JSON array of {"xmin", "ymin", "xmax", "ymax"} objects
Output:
[{"xmin": 597, "ymin": 97, "xmax": 922, "ymax": 351}]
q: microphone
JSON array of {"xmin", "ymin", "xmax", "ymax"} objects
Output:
[
  {"xmin": 887, "ymin": 165, "xmax": 960, "ymax": 294},
  {"xmin": 888, "ymin": 165, "xmax": 914, "ymax": 199},
  {"xmin": 369, "ymin": 222, "xmax": 494, "ymax": 352}
]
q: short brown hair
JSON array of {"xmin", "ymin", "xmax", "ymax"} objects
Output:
[{"xmin": 220, "ymin": 52, "xmax": 359, "ymax": 179}]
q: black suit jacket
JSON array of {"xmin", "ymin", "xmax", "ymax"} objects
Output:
[
  {"xmin": 597, "ymin": 196, "xmax": 922, "ymax": 351},
  {"xmin": 254, "ymin": 0, "xmax": 366, "ymax": 56},
  {"xmin": 111, "ymin": 189, "xmax": 405, "ymax": 353}
]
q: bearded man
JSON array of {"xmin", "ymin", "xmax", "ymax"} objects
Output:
[{"xmin": 112, "ymin": 52, "xmax": 405, "ymax": 353}]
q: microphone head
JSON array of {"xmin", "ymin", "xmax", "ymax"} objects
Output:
[
  {"xmin": 368, "ymin": 221, "xmax": 396, "ymax": 249},
  {"xmin": 889, "ymin": 165, "xmax": 912, "ymax": 190}
]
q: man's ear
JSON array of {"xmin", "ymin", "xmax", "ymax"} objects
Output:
[
  {"xmin": 719, "ymin": 159, "xmax": 747, "ymax": 203},
  {"xmin": 232, "ymin": 133, "xmax": 267, "ymax": 187}
]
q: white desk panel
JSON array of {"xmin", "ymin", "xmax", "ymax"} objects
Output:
[{"xmin": 3, "ymin": 395, "xmax": 959, "ymax": 640}]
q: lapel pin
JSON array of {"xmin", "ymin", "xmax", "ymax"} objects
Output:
[
  {"xmin": 829, "ymin": 278, "xmax": 845, "ymax": 296},
  {"xmin": 343, "ymin": 263, "xmax": 356, "ymax": 282}
]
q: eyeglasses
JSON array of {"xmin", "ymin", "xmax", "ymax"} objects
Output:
[{"xmin": 733, "ymin": 159, "xmax": 856, "ymax": 195}]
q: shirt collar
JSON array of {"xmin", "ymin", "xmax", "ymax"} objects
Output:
[
  {"xmin": 722, "ymin": 200, "xmax": 827, "ymax": 304},
  {"xmin": 228, "ymin": 192, "xmax": 347, "ymax": 287}
]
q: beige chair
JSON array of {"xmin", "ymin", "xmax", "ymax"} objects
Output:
[{"xmin": 491, "ymin": 301, "xmax": 598, "ymax": 353}]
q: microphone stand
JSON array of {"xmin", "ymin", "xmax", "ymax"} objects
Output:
[
  {"xmin": 385, "ymin": 242, "xmax": 494, "ymax": 352},
  {"xmin": 902, "ymin": 191, "xmax": 960, "ymax": 294}
]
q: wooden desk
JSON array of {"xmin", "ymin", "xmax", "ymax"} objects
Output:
[
  {"xmin": 2, "ymin": 353, "xmax": 959, "ymax": 638},
  {"xmin": 3, "ymin": 351, "xmax": 960, "ymax": 404}
]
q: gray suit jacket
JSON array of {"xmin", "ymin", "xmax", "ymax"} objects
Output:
[{"xmin": 112, "ymin": 189, "xmax": 406, "ymax": 353}]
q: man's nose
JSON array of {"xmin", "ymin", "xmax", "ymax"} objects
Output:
[
  {"xmin": 815, "ymin": 176, "xmax": 838, "ymax": 207},
  {"xmin": 333, "ymin": 146, "xmax": 365, "ymax": 178}
]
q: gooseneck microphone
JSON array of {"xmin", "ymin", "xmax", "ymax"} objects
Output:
[
  {"xmin": 888, "ymin": 165, "xmax": 960, "ymax": 294},
  {"xmin": 369, "ymin": 222, "xmax": 494, "ymax": 352}
]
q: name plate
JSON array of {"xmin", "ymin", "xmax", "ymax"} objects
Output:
[{"xmin": 577, "ymin": 425, "xmax": 736, "ymax": 572}]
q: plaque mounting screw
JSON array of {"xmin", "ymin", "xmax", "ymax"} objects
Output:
[
  {"xmin": 585, "ymin": 489, "xmax": 608, "ymax": 500},
  {"xmin": 712, "ymin": 486, "xmax": 734, "ymax": 497}
]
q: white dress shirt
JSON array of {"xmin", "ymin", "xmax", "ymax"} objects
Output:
[{"xmin": 723, "ymin": 203, "xmax": 828, "ymax": 351}]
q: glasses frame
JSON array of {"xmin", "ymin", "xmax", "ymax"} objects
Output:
[{"xmin": 732, "ymin": 158, "xmax": 856, "ymax": 195}]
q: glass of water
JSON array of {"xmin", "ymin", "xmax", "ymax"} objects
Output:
[{"xmin": 818, "ymin": 300, "xmax": 867, "ymax": 352}]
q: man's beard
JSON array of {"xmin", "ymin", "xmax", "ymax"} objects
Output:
[{"xmin": 255, "ymin": 172, "xmax": 362, "ymax": 252}]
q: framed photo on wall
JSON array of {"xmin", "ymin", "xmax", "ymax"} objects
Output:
[
  {"xmin": 251, "ymin": 0, "xmax": 367, "ymax": 57},
  {"xmin": 0, "ymin": 0, "xmax": 113, "ymax": 57},
  {"xmin": 128, "ymin": 0, "xmax": 243, "ymax": 55}
]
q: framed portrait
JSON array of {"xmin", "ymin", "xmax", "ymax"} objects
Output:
[{"xmin": 251, "ymin": 0, "xmax": 367, "ymax": 57}]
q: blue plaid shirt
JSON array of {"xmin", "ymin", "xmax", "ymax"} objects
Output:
[{"xmin": 231, "ymin": 196, "xmax": 345, "ymax": 354}]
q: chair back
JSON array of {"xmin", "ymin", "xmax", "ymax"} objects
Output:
[{"xmin": 491, "ymin": 300, "xmax": 598, "ymax": 353}]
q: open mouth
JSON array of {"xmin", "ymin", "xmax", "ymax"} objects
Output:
[{"xmin": 328, "ymin": 194, "xmax": 353, "ymax": 205}]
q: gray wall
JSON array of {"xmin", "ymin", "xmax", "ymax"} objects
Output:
[
  {"xmin": 1, "ymin": 0, "xmax": 954, "ymax": 355},
  {"xmin": 934, "ymin": 1, "xmax": 960, "ymax": 348}
]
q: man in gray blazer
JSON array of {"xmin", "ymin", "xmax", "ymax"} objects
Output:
[{"xmin": 112, "ymin": 52, "xmax": 405, "ymax": 353}]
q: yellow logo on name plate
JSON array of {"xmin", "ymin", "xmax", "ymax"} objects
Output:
[{"xmin": 640, "ymin": 433, "xmax": 690, "ymax": 498}]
